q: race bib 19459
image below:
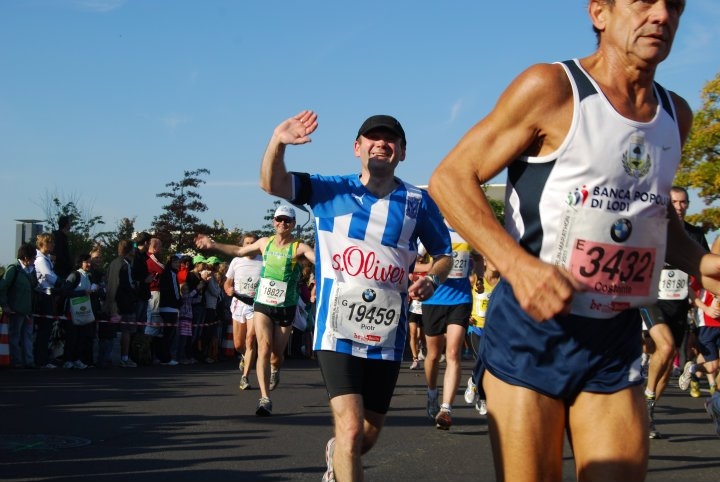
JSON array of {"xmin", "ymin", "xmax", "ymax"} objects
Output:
[{"xmin": 329, "ymin": 282, "xmax": 402, "ymax": 348}]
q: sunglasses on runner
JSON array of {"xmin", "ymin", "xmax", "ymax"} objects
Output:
[{"xmin": 274, "ymin": 216, "xmax": 295, "ymax": 224}]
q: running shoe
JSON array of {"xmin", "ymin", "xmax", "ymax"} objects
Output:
[
  {"xmin": 409, "ymin": 359, "xmax": 419, "ymax": 370},
  {"xmin": 73, "ymin": 360, "xmax": 88, "ymax": 370},
  {"xmin": 476, "ymin": 399, "xmax": 488, "ymax": 416},
  {"xmin": 435, "ymin": 408, "xmax": 452, "ymax": 430},
  {"xmin": 321, "ymin": 437, "xmax": 335, "ymax": 482},
  {"xmin": 678, "ymin": 361, "xmax": 695, "ymax": 391},
  {"xmin": 239, "ymin": 375, "xmax": 250, "ymax": 391},
  {"xmin": 705, "ymin": 393, "xmax": 720, "ymax": 437},
  {"xmin": 427, "ymin": 395, "xmax": 440, "ymax": 420},
  {"xmin": 439, "ymin": 354, "xmax": 446, "ymax": 364},
  {"xmin": 690, "ymin": 380, "xmax": 702, "ymax": 398},
  {"xmin": 269, "ymin": 369, "xmax": 280, "ymax": 391},
  {"xmin": 418, "ymin": 350, "xmax": 425, "ymax": 361},
  {"xmin": 648, "ymin": 420, "xmax": 662, "ymax": 439},
  {"xmin": 238, "ymin": 355, "xmax": 245, "ymax": 372},
  {"xmin": 256, "ymin": 397, "xmax": 272, "ymax": 416},
  {"xmin": 120, "ymin": 359, "xmax": 137, "ymax": 368},
  {"xmin": 63, "ymin": 361, "xmax": 75, "ymax": 369},
  {"xmin": 646, "ymin": 397, "xmax": 662, "ymax": 439},
  {"xmin": 464, "ymin": 377, "xmax": 478, "ymax": 404}
]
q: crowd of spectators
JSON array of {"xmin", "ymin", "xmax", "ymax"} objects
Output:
[{"xmin": 0, "ymin": 223, "xmax": 315, "ymax": 370}]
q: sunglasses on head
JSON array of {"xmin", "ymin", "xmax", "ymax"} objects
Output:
[{"xmin": 274, "ymin": 216, "xmax": 295, "ymax": 224}]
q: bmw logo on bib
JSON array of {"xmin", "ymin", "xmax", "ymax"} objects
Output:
[
  {"xmin": 610, "ymin": 218, "xmax": 632, "ymax": 243},
  {"xmin": 362, "ymin": 289, "xmax": 377, "ymax": 303}
]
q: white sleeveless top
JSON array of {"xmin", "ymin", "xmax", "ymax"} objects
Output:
[{"xmin": 504, "ymin": 59, "xmax": 681, "ymax": 318}]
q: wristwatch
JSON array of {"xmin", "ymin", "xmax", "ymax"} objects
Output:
[{"xmin": 425, "ymin": 274, "xmax": 439, "ymax": 290}]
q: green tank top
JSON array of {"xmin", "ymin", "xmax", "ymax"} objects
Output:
[{"xmin": 256, "ymin": 236, "xmax": 301, "ymax": 307}]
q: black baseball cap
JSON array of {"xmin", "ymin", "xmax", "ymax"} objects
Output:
[{"xmin": 356, "ymin": 115, "xmax": 406, "ymax": 146}]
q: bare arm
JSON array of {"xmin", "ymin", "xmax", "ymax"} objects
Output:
[
  {"xmin": 665, "ymin": 94, "xmax": 715, "ymax": 286},
  {"xmin": 408, "ymin": 254, "xmax": 453, "ymax": 301},
  {"xmin": 429, "ymin": 64, "xmax": 585, "ymax": 321},
  {"xmin": 223, "ymin": 276, "xmax": 234, "ymax": 297},
  {"xmin": 194, "ymin": 234, "xmax": 266, "ymax": 259},
  {"xmin": 296, "ymin": 243, "xmax": 315, "ymax": 265},
  {"xmin": 260, "ymin": 110, "xmax": 319, "ymax": 199}
]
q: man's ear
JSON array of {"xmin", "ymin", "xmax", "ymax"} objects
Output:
[{"xmin": 588, "ymin": 0, "xmax": 608, "ymax": 34}]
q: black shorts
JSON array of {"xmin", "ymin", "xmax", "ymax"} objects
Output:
[
  {"xmin": 254, "ymin": 303, "xmax": 296, "ymax": 327},
  {"xmin": 641, "ymin": 300, "xmax": 688, "ymax": 347},
  {"xmin": 422, "ymin": 303, "xmax": 471, "ymax": 337},
  {"xmin": 316, "ymin": 350, "xmax": 401, "ymax": 414},
  {"xmin": 408, "ymin": 312, "xmax": 423, "ymax": 328}
]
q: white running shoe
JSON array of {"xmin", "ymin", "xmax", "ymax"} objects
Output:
[
  {"xmin": 476, "ymin": 399, "xmax": 488, "ymax": 416},
  {"xmin": 269, "ymin": 369, "xmax": 280, "ymax": 391},
  {"xmin": 464, "ymin": 377, "xmax": 478, "ymax": 405},
  {"xmin": 322, "ymin": 437, "xmax": 335, "ymax": 481},
  {"xmin": 679, "ymin": 361, "xmax": 696, "ymax": 391}
]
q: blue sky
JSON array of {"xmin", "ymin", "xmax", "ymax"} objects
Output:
[{"xmin": 1, "ymin": 0, "xmax": 719, "ymax": 265}]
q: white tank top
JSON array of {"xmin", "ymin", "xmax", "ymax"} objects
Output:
[{"xmin": 504, "ymin": 59, "xmax": 681, "ymax": 318}]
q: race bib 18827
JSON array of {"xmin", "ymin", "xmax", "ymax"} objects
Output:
[{"xmin": 256, "ymin": 278, "xmax": 288, "ymax": 306}]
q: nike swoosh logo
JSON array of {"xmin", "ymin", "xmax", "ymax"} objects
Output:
[{"xmin": 662, "ymin": 146, "xmax": 672, "ymax": 151}]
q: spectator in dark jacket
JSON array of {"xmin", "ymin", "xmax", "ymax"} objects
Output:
[
  {"xmin": 52, "ymin": 215, "xmax": 73, "ymax": 279},
  {"xmin": 61, "ymin": 253, "xmax": 99, "ymax": 369},
  {"xmin": 0, "ymin": 243, "xmax": 38, "ymax": 368},
  {"xmin": 106, "ymin": 240, "xmax": 139, "ymax": 368}
]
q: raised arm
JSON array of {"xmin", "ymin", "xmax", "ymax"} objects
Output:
[{"xmin": 260, "ymin": 110, "xmax": 319, "ymax": 199}]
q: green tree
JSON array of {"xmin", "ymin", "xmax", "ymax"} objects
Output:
[
  {"xmin": 152, "ymin": 168, "xmax": 216, "ymax": 253},
  {"xmin": 486, "ymin": 189, "xmax": 505, "ymax": 225},
  {"xmin": 95, "ymin": 217, "xmax": 137, "ymax": 267},
  {"xmin": 39, "ymin": 191, "xmax": 111, "ymax": 258},
  {"xmin": 676, "ymin": 72, "xmax": 720, "ymax": 230}
]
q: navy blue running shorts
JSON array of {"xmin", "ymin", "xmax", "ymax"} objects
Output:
[
  {"xmin": 478, "ymin": 279, "xmax": 643, "ymax": 400},
  {"xmin": 697, "ymin": 326, "xmax": 720, "ymax": 362}
]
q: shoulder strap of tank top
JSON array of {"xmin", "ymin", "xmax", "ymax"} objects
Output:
[{"xmin": 560, "ymin": 59, "xmax": 597, "ymax": 101}]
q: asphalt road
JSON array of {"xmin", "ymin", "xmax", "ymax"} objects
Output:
[{"xmin": 2, "ymin": 357, "xmax": 718, "ymax": 481}]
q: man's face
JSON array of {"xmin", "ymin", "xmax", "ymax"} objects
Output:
[
  {"xmin": 354, "ymin": 128, "xmax": 406, "ymax": 176},
  {"xmin": 595, "ymin": 0, "xmax": 684, "ymax": 65},
  {"xmin": 670, "ymin": 190, "xmax": 689, "ymax": 220},
  {"xmin": 149, "ymin": 238, "xmax": 162, "ymax": 254}
]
